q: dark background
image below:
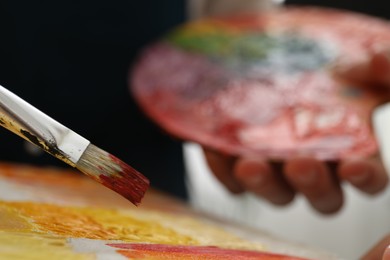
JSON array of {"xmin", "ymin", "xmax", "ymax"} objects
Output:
[{"xmin": 0, "ymin": 1, "xmax": 188, "ymax": 199}]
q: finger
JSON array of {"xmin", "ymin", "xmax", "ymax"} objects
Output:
[
  {"xmin": 333, "ymin": 58, "xmax": 371, "ymax": 84},
  {"xmin": 384, "ymin": 246, "xmax": 390, "ymax": 260},
  {"xmin": 361, "ymin": 235, "xmax": 390, "ymax": 260},
  {"xmin": 284, "ymin": 157, "xmax": 344, "ymax": 214},
  {"xmin": 234, "ymin": 158, "xmax": 295, "ymax": 205},
  {"xmin": 202, "ymin": 148, "xmax": 244, "ymax": 194},
  {"xmin": 339, "ymin": 157, "xmax": 388, "ymax": 195},
  {"xmin": 333, "ymin": 50, "xmax": 390, "ymax": 87},
  {"xmin": 369, "ymin": 51, "xmax": 390, "ymax": 86}
]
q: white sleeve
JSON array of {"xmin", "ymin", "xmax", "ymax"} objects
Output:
[{"xmin": 187, "ymin": 0, "xmax": 279, "ymax": 20}]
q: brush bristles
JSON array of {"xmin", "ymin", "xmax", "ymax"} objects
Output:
[{"xmin": 76, "ymin": 143, "xmax": 150, "ymax": 206}]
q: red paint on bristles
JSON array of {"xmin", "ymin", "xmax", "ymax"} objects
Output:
[
  {"xmin": 99, "ymin": 154, "xmax": 150, "ymax": 206},
  {"xmin": 76, "ymin": 144, "xmax": 150, "ymax": 206}
]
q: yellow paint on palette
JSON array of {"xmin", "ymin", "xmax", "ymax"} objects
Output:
[
  {"xmin": 0, "ymin": 232, "xmax": 93, "ymax": 260},
  {"xmin": 0, "ymin": 200, "xmax": 197, "ymax": 245}
]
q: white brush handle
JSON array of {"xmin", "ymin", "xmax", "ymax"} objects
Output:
[
  {"xmin": 373, "ymin": 102, "xmax": 390, "ymax": 175},
  {"xmin": 0, "ymin": 85, "xmax": 90, "ymax": 166}
]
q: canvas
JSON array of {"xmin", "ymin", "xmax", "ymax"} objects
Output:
[{"xmin": 0, "ymin": 163, "xmax": 337, "ymax": 259}]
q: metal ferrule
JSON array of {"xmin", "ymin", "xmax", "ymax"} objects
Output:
[{"xmin": 0, "ymin": 85, "xmax": 90, "ymax": 166}]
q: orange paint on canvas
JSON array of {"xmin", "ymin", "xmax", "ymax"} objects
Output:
[{"xmin": 0, "ymin": 163, "xmax": 84, "ymax": 186}]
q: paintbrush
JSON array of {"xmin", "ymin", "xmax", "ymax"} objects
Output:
[{"xmin": 0, "ymin": 84, "xmax": 149, "ymax": 206}]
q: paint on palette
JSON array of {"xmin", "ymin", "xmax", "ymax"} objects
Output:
[{"xmin": 131, "ymin": 8, "xmax": 390, "ymax": 162}]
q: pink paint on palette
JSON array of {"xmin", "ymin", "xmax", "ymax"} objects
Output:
[{"xmin": 131, "ymin": 7, "xmax": 390, "ymax": 160}]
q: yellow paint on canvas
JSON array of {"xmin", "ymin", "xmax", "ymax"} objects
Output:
[
  {"xmin": 0, "ymin": 232, "xmax": 93, "ymax": 260},
  {"xmin": 0, "ymin": 202, "xmax": 93, "ymax": 259},
  {"xmin": 0, "ymin": 205, "xmax": 35, "ymax": 232},
  {"xmin": 0, "ymin": 200, "xmax": 264, "ymax": 252},
  {"xmin": 0, "ymin": 200, "xmax": 197, "ymax": 245}
]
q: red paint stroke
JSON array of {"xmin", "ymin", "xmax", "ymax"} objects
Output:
[
  {"xmin": 107, "ymin": 243, "xmax": 310, "ymax": 260},
  {"xmin": 99, "ymin": 154, "xmax": 150, "ymax": 206}
]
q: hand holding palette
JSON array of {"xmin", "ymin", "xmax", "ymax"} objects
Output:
[{"xmin": 131, "ymin": 6, "xmax": 390, "ymax": 160}]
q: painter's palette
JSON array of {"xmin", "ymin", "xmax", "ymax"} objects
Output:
[
  {"xmin": 0, "ymin": 163, "xmax": 340, "ymax": 259},
  {"xmin": 131, "ymin": 6, "xmax": 390, "ymax": 160}
]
